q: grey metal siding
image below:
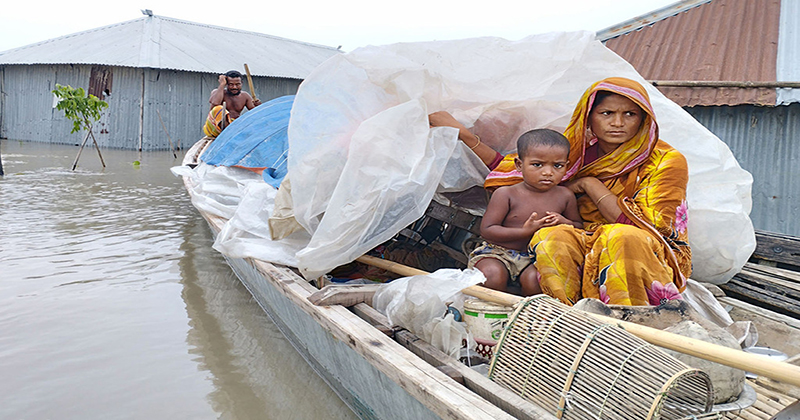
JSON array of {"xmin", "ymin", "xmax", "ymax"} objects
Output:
[
  {"xmin": 0, "ymin": 64, "xmax": 302, "ymax": 151},
  {"xmin": 686, "ymin": 104, "xmax": 800, "ymax": 236}
]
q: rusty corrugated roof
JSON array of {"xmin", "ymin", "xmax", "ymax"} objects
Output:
[{"xmin": 600, "ymin": 0, "xmax": 781, "ymax": 107}]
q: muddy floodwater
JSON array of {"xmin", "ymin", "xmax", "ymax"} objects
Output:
[{"xmin": 0, "ymin": 140, "xmax": 357, "ymax": 420}]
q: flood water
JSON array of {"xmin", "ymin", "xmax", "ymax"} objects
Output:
[{"xmin": 0, "ymin": 140, "xmax": 357, "ymax": 420}]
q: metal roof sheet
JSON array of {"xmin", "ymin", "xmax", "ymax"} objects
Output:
[
  {"xmin": 777, "ymin": 0, "xmax": 800, "ymax": 104},
  {"xmin": 0, "ymin": 14, "xmax": 341, "ymax": 79},
  {"xmin": 599, "ymin": 0, "xmax": 782, "ymax": 107}
]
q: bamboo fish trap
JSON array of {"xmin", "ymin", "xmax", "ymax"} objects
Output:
[{"xmin": 488, "ymin": 296, "xmax": 714, "ymax": 420}]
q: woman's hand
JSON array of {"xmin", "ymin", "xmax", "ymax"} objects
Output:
[
  {"xmin": 428, "ymin": 110, "xmax": 500, "ymax": 168},
  {"xmin": 428, "ymin": 111, "xmax": 467, "ymax": 131},
  {"xmin": 563, "ymin": 177, "xmax": 590, "ymax": 194}
]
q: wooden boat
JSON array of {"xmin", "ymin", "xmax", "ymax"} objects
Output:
[{"xmin": 179, "ymin": 138, "xmax": 800, "ymax": 420}]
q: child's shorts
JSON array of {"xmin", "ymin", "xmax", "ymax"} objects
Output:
[{"xmin": 467, "ymin": 241, "xmax": 533, "ymax": 282}]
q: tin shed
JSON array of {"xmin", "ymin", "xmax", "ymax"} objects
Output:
[{"xmin": 0, "ymin": 12, "xmax": 340, "ymax": 151}]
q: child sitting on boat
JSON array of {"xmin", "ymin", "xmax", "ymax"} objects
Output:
[{"xmin": 468, "ymin": 129, "xmax": 582, "ymax": 296}]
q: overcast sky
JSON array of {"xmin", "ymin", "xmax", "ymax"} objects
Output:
[{"xmin": 0, "ymin": 0, "xmax": 678, "ymax": 53}]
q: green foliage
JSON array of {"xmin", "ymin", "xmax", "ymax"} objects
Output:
[{"xmin": 52, "ymin": 84, "xmax": 108, "ymax": 134}]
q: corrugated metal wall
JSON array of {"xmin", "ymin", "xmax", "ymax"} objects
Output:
[
  {"xmin": 686, "ymin": 104, "xmax": 800, "ymax": 236},
  {"xmin": 0, "ymin": 64, "xmax": 302, "ymax": 150}
]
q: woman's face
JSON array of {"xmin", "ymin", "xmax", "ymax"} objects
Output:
[{"xmin": 588, "ymin": 93, "xmax": 644, "ymax": 154}]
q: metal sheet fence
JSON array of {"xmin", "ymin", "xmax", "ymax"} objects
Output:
[
  {"xmin": 686, "ymin": 104, "xmax": 800, "ymax": 236},
  {"xmin": 0, "ymin": 64, "xmax": 301, "ymax": 151}
]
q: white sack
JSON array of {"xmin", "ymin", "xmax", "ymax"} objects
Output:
[
  {"xmin": 372, "ymin": 268, "xmax": 485, "ymax": 336},
  {"xmin": 288, "ymin": 31, "xmax": 754, "ymax": 283}
]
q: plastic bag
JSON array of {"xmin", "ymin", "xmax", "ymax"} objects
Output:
[
  {"xmin": 171, "ymin": 163, "xmax": 263, "ymax": 220},
  {"xmin": 422, "ymin": 313, "xmax": 472, "ymax": 359},
  {"xmin": 372, "ymin": 268, "xmax": 485, "ymax": 337}
]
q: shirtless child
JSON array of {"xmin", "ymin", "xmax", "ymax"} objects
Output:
[{"xmin": 468, "ymin": 129, "xmax": 582, "ymax": 296}]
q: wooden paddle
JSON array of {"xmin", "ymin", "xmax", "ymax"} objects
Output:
[
  {"xmin": 243, "ymin": 64, "xmax": 258, "ymax": 103},
  {"xmin": 355, "ymin": 254, "xmax": 800, "ymax": 387},
  {"xmin": 220, "ymin": 101, "xmax": 228, "ymax": 130}
]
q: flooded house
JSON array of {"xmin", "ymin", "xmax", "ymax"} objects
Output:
[{"xmin": 0, "ymin": 11, "xmax": 340, "ymax": 151}]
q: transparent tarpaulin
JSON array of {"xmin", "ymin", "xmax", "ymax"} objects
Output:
[{"xmin": 288, "ymin": 31, "xmax": 754, "ymax": 283}]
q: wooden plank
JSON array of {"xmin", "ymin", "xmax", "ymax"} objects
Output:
[
  {"xmin": 735, "ymin": 268, "xmax": 800, "ymax": 298},
  {"xmin": 308, "ymin": 284, "xmax": 382, "ymax": 307},
  {"xmin": 752, "ymin": 231, "xmax": 800, "ymax": 267},
  {"xmin": 351, "ymin": 303, "xmax": 557, "ymax": 420},
  {"xmin": 437, "ymin": 365, "xmax": 465, "ymax": 385},
  {"xmin": 720, "ymin": 297, "xmax": 800, "ymax": 357},
  {"xmin": 721, "ymin": 280, "xmax": 800, "ymax": 319},
  {"xmin": 426, "ymin": 200, "xmax": 482, "ymax": 235},
  {"xmin": 741, "ymin": 263, "xmax": 800, "ymax": 292}
]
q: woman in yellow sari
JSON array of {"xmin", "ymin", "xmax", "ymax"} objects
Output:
[
  {"xmin": 430, "ymin": 77, "xmax": 690, "ymax": 306},
  {"xmin": 523, "ymin": 77, "xmax": 690, "ymax": 306}
]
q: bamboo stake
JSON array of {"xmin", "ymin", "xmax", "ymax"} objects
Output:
[
  {"xmin": 88, "ymin": 130, "xmax": 106, "ymax": 168},
  {"xmin": 71, "ymin": 130, "xmax": 92, "ymax": 171},
  {"xmin": 244, "ymin": 64, "xmax": 257, "ymax": 102},
  {"xmin": 355, "ymin": 254, "xmax": 800, "ymax": 387},
  {"xmin": 156, "ymin": 109, "xmax": 178, "ymax": 158}
]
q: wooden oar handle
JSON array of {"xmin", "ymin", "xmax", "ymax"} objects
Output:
[
  {"xmin": 243, "ymin": 64, "xmax": 257, "ymax": 102},
  {"xmin": 356, "ymin": 254, "xmax": 800, "ymax": 387}
]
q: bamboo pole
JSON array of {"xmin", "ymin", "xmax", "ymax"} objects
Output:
[
  {"xmin": 220, "ymin": 101, "xmax": 228, "ymax": 131},
  {"xmin": 156, "ymin": 109, "xmax": 178, "ymax": 158},
  {"xmin": 243, "ymin": 64, "xmax": 258, "ymax": 102},
  {"xmin": 88, "ymin": 129, "xmax": 106, "ymax": 168},
  {"xmin": 71, "ymin": 130, "xmax": 92, "ymax": 171},
  {"xmin": 650, "ymin": 80, "xmax": 800, "ymax": 88},
  {"xmin": 355, "ymin": 255, "xmax": 800, "ymax": 387},
  {"xmin": 138, "ymin": 70, "xmax": 145, "ymax": 154}
]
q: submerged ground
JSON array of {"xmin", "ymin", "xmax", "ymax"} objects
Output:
[{"xmin": 0, "ymin": 140, "xmax": 356, "ymax": 420}]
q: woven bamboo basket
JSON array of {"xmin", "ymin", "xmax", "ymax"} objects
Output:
[{"xmin": 489, "ymin": 296, "xmax": 714, "ymax": 420}]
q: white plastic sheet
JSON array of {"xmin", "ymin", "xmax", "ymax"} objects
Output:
[
  {"xmin": 215, "ymin": 182, "xmax": 310, "ymax": 267},
  {"xmin": 372, "ymin": 268, "xmax": 485, "ymax": 356},
  {"xmin": 171, "ymin": 163, "xmax": 310, "ymax": 267},
  {"xmin": 288, "ymin": 31, "xmax": 755, "ymax": 283}
]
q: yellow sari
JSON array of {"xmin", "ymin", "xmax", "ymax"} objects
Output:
[{"xmin": 531, "ymin": 78, "xmax": 691, "ymax": 306}]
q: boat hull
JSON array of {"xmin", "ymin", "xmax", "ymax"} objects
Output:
[{"xmin": 220, "ymin": 253, "xmax": 440, "ymax": 420}]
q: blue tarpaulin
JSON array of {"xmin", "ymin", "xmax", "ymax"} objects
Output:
[{"xmin": 201, "ymin": 95, "xmax": 294, "ymax": 188}]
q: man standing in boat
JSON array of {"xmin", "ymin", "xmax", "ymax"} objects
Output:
[{"xmin": 202, "ymin": 70, "xmax": 261, "ymax": 138}]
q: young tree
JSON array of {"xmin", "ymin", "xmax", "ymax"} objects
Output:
[{"xmin": 52, "ymin": 84, "xmax": 109, "ymax": 170}]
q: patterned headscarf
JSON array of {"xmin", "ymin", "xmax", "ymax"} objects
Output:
[
  {"xmin": 483, "ymin": 77, "xmax": 658, "ymax": 190},
  {"xmin": 563, "ymin": 77, "xmax": 658, "ymax": 181}
]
